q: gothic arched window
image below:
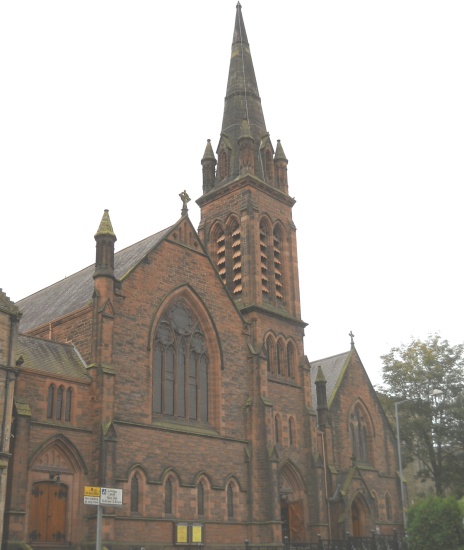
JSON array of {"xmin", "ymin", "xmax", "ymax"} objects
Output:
[
  {"xmin": 153, "ymin": 300, "xmax": 208, "ymax": 422},
  {"xmin": 286, "ymin": 342, "xmax": 295, "ymax": 379},
  {"xmin": 385, "ymin": 492, "xmax": 392, "ymax": 521},
  {"xmin": 289, "ymin": 416, "xmax": 296, "ymax": 447},
  {"xmin": 47, "ymin": 385, "xmax": 55, "ymax": 419},
  {"xmin": 266, "ymin": 335, "xmax": 274, "ymax": 373},
  {"xmin": 276, "ymin": 340, "xmax": 284, "ymax": 375},
  {"xmin": 197, "ymin": 481, "xmax": 205, "ymax": 516},
  {"xmin": 165, "ymin": 479, "xmax": 173, "ymax": 515},
  {"xmin": 349, "ymin": 404, "xmax": 370, "ymax": 463},
  {"xmin": 275, "ymin": 415, "xmax": 282, "ymax": 444},
  {"xmin": 227, "ymin": 484, "xmax": 234, "ymax": 519},
  {"xmin": 219, "ymin": 150, "xmax": 229, "ymax": 181},
  {"xmin": 56, "ymin": 386, "xmax": 64, "ymax": 420},
  {"xmin": 65, "ymin": 387, "xmax": 72, "ymax": 421},
  {"xmin": 131, "ymin": 474, "xmax": 139, "ymax": 513}
]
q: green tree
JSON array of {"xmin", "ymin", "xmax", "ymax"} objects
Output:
[
  {"xmin": 380, "ymin": 334, "xmax": 464, "ymax": 497},
  {"xmin": 407, "ymin": 496, "xmax": 464, "ymax": 550}
]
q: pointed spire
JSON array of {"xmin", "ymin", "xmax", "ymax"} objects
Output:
[
  {"xmin": 201, "ymin": 140, "xmax": 217, "ymax": 193},
  {"xmin": 274, "ymin": 140, "xmax": 289, "ymax": 192},
  {"xmin": 95, "ymin": 209, "xmax": 116, "ymax": 238},
  {"xmin": 274, "ymin": 140, "xmax": 287, "ymax": 161},
  {"xmin": 217, "ymin": 3, "xmax": 268, "ymax": 184},
  {"xmin": 94, "ymin": 210, "xmax": 117, "ymax": 279}
]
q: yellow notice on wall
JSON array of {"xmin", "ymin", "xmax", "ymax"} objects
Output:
[
  {"xmin": 192, "ymin": 524, "xmax": 203, "ymax": 543},
  {"xmin": 176, "ymin": 524, "xmax": 188, "ymax": 544}
]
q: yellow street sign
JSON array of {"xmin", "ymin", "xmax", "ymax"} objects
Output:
[{"xmin": 84, "ymin": 486, "xmax": 101, "ymax": 497}]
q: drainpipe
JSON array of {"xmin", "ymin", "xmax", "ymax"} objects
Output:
[{"xmin": 321, "ymin": 432, "xmax": 331, "ymax": 541}]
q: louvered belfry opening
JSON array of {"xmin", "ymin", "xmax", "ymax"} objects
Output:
[
  {"xmin": 215, "ymin": 225, "xmax": 227, "ymax": 285},
  {"xmin": 230, "ymin": 219, "xmax": 242, "ymax": 297},
  {"xmin": 273, "ymin": 225, "xmax": 284, "ymax": 304},
  {"xmin": 260, "ymin": 219, "xmax": 270, "ymax": 300}
]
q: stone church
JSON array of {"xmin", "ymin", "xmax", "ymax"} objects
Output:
[{"xmin": 0, "ymin": 4, "xmax": 403, "ymax": 549}]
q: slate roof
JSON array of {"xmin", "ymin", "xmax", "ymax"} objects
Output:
[
  {"xmin": 17, "ymin": 226, "xmax": 173, "ymax": 332},
  {"xmin": 17, "ymin": 334, "xmax": 90, "ymax": 381},
  {"xmin": 309, "ymin": 350, "xmax": 351, "ymax": 408}
]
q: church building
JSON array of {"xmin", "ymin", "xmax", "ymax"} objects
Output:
[{"xmin": 0, "ymin": 4, "xmax": 403, "ymax": 549}]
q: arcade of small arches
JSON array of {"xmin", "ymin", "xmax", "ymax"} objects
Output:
[
  {"xmin": 265, "ymin": 333, "xmax": 297, "ymax": 381},
  {"xmin": 46, "ymin": 384, "xmax": 73, "ymax": 422},
  {"xmin": 127, "ymin": 468, "xmax": 242, "ymax": 521},
  {"xmin": 274, "ymin": 414, "xmax": 297, "ymax": 447}
]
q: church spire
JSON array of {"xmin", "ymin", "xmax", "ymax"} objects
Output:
[{"xmin": 216, "ymin": 2, "xmax": 269, "ymax": 185}]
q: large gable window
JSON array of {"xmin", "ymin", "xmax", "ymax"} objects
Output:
[{"xmin": 153, "ymin": 300, "xmax": 208, "ymax": 422}]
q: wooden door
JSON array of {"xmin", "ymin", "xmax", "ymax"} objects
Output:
[
  {"xmin": 288, "ymin": 500, "xmax": 305, "ymax": 542},
  {"xmin": 29, "ymin": 482, "xmax": 67, "ymax": 544}
]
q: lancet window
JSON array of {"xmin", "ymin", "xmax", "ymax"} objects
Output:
[{"xmin": 153, "ymin": 300, "xmax": 208, "ymax": 422}]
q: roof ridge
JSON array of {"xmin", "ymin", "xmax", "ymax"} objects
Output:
[{"xmin": 309, "ymin": 349, "xmax": 351, "ymax": 364}]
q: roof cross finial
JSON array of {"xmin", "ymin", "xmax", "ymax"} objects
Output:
[
  {"xmin": 179, "ymin": 190, "xmax": 190, "ymax": 216},
  {"xmin": 349, "ymin": 330, "xmax": 355, "ymax": 349}
]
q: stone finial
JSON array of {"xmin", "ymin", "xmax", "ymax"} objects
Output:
[{"xmin": 179, "ymin": 190, "xmax": 190, "ymax": 216}]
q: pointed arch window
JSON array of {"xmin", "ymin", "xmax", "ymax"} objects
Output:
[
  {"xmin": 153, "ymin": 300, "xmax": 208, "ymax": 422},
  {"xmin": 131, "ymin": 474, "xmax": 139, "ymax": 513},
  {"xmin": 286, "ymin": 342, "xmax": 295, "ymax": 379},
  {"xmin": 289, "ymin": 417, "xmax": 296, "ymax": 447},
  {"xmin": 266, "ymin": 335, "xmax": 274, "ymax": 373},
  {"xmin": 56, "ymin": 386, "xmax": 64, "ymax": 420},
  {"xmin": 65, "ymin": 387, "xmax": 72, "ymax": 421},
  {"xmin": 275, "ymin": 415, "xmax": 282, "ymax": 444},
  {"xmin": 197, "ymin": 481, "xmax": 205, "ymax": 516},
  {"xmin": 227, "ymin": 484, "xmax": 234, "ymax": 519},
  {"xmin": 47, "ymin": 385, "xmax": 55, "ymax": 419},
  {"xmin": 276, "ymin": 340, "xmax": 284, "ymax": 375},
  {"xmin": 219, "ymin": 150, "xmax": 229, "ymax": 181},
  {"xmin": 165, "ymin": 479, "xmax": 173, "ymax": 515},
  {"xmin": 349, "ymin": 404, "xmax": 370, "ymax": 464},
  {"xmin": 385, "ymin": 492, "xmax": 392, "ymax": 521}
]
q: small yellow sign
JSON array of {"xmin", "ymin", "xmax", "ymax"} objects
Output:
[
  {"xmin": 84, "ymin": 486, "xmax": 101, "ymax": 497},
  {"xmin": 192, "ymin": 525, "xmax": 203, "ymax": 543},
  {"xmin": 176, "ymin": 524, "xmax": 188, "ymax": 544}
]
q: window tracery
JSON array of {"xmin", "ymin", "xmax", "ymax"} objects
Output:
[
  {"xmin": 349, "ymin": 404, "xmax": 371, "ymax": 463},
  {"xmin": 153, "ymin": 300, "xmax": 208, "ymax": 422}
]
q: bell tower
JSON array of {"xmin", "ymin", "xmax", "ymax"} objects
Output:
[{"xmin": 197, "ymin": 2, "xmax": 303, "ymax": 332}]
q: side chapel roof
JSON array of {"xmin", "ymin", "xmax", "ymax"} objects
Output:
[
  {"xmin": 17, "ymin": 334, "xmax": 90, "ymax": 381},
  {"xmin": 17, "ymin": 225, "xmax": 173, "ymax": 332},
  {"xmin": 309, "ymin": 350, "xmax": 352, "ymax": 408}
]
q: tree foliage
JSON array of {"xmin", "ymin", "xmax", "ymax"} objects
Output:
[
  {"xmin": 407, "ymin": 496, "xmax": 464, "ymax": 550},
  {"xmin": 380, "ymin": 334, "xmax": 464, "ymax": 496}
]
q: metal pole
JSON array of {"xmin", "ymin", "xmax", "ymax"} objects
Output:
[
  {"xmin": 96, "ymin": 503, "xmax": 102, "ymax": 550},
  {"xmin": 395, "ymin": 400, "xmax": 408, "ymax": 530}
]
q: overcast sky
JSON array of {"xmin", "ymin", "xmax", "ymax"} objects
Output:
[{"xmin": 1, "ymin": 1, "xmax": 463, "ymax": 387}]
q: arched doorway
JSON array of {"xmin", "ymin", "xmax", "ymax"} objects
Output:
[
  {"xmin": 351, "ymin": 494, "xmax": 370, "ymax": 537},
  {"xmin": 279, "ymin": 462, "xmax": 306, "ymax": 543}
]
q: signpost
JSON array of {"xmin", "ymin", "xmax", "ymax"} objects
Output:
[{"xmin": 83, "ymin": 486, "xmax": 122, "ymax": 550}]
